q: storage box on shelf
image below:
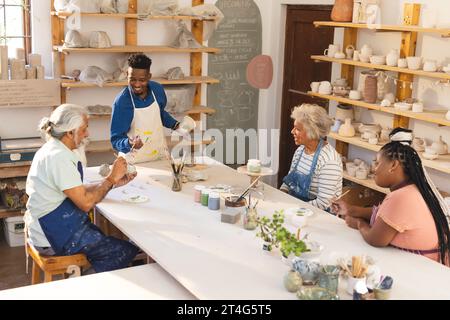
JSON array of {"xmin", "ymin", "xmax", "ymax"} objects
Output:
[
  {"xmin": 309, "ymin": 3, "xmax": 450, "ymax": 197},
  {"xmin": 3, "ymin": 216, "xmax": 25, "ymax": 247},
  {"xmin": 51, "ymin": 0, "xmax": 219, "ymax": 153}
]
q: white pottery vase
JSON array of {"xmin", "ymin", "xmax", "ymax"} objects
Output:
[{"xmin": 338, "ymin": 118, "xmax": 356, "ymax": 137}]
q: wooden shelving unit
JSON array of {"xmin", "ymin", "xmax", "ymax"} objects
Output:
[
  {"xmin": 51, "ymin": 11, "xmax": 218, "ymax": 21},
  {"xmin": 313, "ymin": 3, "xmax": 450, "ymax": 195},
  {"xmin": 311, "ymin": 55, "xmax": 450, "ymax": 81},
  {"xmin": 62, "ymin": 76, "xmax": 219, "ymax": 88},
  {"xmin": 51, "ymin": 0, "xmax": 219, "ymax": 154},
  {"xmin": 54, "ymin": 45, "xmax": 220, "ymax": 54},
  {"xmin": 0, "ymin": 162, "xmax": 32, "ymax": 179},
  {"xmin": 309, "ymin": 92, "xmax": 450, "ymax": 127},
  {"xmin": 0, "ymin": 206, "xmax": 23, "ymax": 219},
  {"xmin": 313, "ymin": 21, "xmax": 450, "ymax": 37}
]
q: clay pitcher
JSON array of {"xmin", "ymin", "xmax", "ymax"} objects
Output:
[{"xmin": 331, "ymin": 0, "xmax": 354, "ymax": 22}]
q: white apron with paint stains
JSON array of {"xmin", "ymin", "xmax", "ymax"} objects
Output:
[{"xmin": 127, "ymin": 86, "xmax": 167, "ymax": 163}]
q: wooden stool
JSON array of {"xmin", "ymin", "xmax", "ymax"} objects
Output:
[{"xmin": 26, "ymin": 242, "xmax": 90, "ymax": 285}]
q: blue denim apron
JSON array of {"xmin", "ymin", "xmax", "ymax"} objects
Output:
[
  {"xmin": 38, "ymin": 161, "xmax": 138, "ymax": 272},
  {"xmin": 282, "ymin": 139, "xmax": 324, "ymax": 202}
]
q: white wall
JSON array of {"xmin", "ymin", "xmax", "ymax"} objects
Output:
[{"xmin": 262, "ymin": 0, "xmax": 450, "ymax": 192}]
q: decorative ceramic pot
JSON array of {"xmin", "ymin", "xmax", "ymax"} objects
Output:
[
  {"xmin": 331, "ymin": 0, "xmax": 354, "ymax": 22},
  {"xmin": 335, "ymin": 104, "xmax": 354, "ymax": 121},
  {"xmin": 338, "ymin": 118, "xmax": 356, "ymax": 137},
  {"xmin": 364, "ymin": 75, "xmax": 378, "ymax": 103},
  {"xmin": 284, "ymin": 269, "xmax": 303, "ymax": 293},
  {"xmin": 431, "ymin": 136, "xmax": 448, "ymax": 155},
  {"xmin": 292, "ymin": 258, "xmax": 320, "ymax": 285},
  {"xmin": 386, "ymin": 49, "xmax": 399, "ymax": 67}
]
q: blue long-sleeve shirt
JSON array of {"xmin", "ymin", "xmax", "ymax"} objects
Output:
[{"xmin": 110, "ymin": 81, "xmax": 178, "ymax": 153}]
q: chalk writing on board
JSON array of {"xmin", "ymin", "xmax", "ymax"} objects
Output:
[
  {"xmin": 0, "ymin": 80, "xmax": 61, "ymax": 108},
  {"xmin": 207, "ymin": 0, "xmax": 262, "ymax": 137}
]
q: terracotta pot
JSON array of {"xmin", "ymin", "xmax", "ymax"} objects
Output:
[
  {"xmin": 364, "ymin": 75, "xmax": 378, "ymax": 104},
  {"xmin": 331, "ymin": 0, "xmax": 353, "ymax": 22}
]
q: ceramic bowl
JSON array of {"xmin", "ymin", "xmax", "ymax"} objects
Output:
[
  {"xmin": 301, "ymin": 240, "xmax": 324, "ymax": 259},
  {"xmin": 370, "ymin": 55, "xmax": 386, "ymax": 65},
  {"xmin": 296, "ymin": 286, "xmax": 339, "ymax": 300},
  {"xmin": 292, "ymin": 259, "xmax": 320, "ymax": 285},
  {"xmin": 422, "ymin": 152, "xmax": 438, "ymax": 160},
  {"xmin": 394, "ymin": 102, "xmax": 412, "ymax": 111}
]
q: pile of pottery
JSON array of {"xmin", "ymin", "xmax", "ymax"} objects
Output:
[
  {"xmin": 421, "ymin": 136, "xmax": 448, "ymax": 160},
  {"xmin": 332, "ymin": 78, "xmax": 351, "ymax": 97},
  {"xmin": 345, "ymin": 159, "xmax": 370, "ymax": 180},
  {"xmin": 310, "ymin": 81, "xmax": 332, "ymax": 95}
]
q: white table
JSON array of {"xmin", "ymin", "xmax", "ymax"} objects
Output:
[
  {"xmin": 0, "ymin": 264, "xmax": 196, "ymax": 300},
  {"xmin": 88, "ymin": 157, "xmax": 450, "ymax": 300}
]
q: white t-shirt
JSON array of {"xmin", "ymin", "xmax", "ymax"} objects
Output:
[{"xmin": 25, "ymin": 138, "xmax": 83, "ymax": 247}]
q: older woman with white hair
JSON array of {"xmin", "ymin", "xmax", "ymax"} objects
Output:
[
  {"xmin": 25, "ymin": 104, "xmax": 139, "ymax": 273},
  {"xmin": 281, "ymin": 104, "xmax": 343, "ymax": 210}
]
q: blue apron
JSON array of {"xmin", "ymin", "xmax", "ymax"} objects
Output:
[
  {"xmin": 38, "ymin": 161, "xmax": 138, "ymax": 272},
  {"xmin": 282, "ymin": 139, "xmax": 324, "ymax": 202}
]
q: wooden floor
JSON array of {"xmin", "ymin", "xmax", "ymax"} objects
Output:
[{"xmin": 0, "ymin": 223, "xmax": 30, "ymax": 290}]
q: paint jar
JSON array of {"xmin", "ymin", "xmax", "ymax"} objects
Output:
[
  {"xmin": 317, "ymin": 265, "xmax": 340, "ymax": 294},
  {"xmin": 243, "ymin": 207, "xmax": 258, "ymax": 230},
  {"xmin": 194, "ymin": 185, "xmax": 205, "ymax": 203},
  {"xmin": 201, "ymin": 189, "xmax": 211, "ymax": 206},
  {"xmin": 208, "ymin": 192, "xmax": 220, "ymax": 211}
]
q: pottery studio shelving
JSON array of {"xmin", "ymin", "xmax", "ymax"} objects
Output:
[
  {"xmin": 51, "ymin": 0, "xmax": 219, "ymax": 154},
  {"xmin": 309, "ymin": 3, "xmax": 450, "ymax": 195}
]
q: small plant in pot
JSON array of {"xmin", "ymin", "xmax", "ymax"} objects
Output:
[{"xmin": 256, "ymin": 210, "xmax": 309, "ymax": 259}]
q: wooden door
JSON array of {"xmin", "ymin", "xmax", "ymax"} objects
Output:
[{"xmin": 278, "ymin": 5, "xmax": 334, "ymax": 187}]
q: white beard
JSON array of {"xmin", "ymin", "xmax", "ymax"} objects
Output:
[{"xmin": 74, "ymin": 138, "xmax": 89, "ymax": 167}]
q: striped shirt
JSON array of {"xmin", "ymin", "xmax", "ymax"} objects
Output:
[{"xmin": 281, "ymin": 144, "xmax": 343, "ymax": 210}]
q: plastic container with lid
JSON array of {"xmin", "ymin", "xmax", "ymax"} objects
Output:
[
  {"xmin": 208, "ymin": 192, "xmax": 220, "ymax": 211},
  {"xmin": 201, "ymin": 189, "xmax": 211, "ymax": 206},
  {"xmin": 194, "ymin": 185, "xmax": 206, "ymax": 203}
]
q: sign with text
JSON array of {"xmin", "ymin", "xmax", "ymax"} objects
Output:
[{"xmin": 0, "ymin": 79, "xmax": 61, "ymax": 108}]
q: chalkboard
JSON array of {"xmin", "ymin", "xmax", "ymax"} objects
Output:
[{"xmin": 207, "ymin": 0, "xmax": 262, "ymax": 163}]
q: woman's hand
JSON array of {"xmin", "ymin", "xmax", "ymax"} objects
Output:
[
  {"xmin": 345, "ymin": 216, "xmax": 361, "ymax": 230},
  {"xmin": 330, "ymin": 198, "xmax": 352, "ymax": 217}
]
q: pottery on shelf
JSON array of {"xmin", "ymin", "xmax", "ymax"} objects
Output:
[
  {"xmin": 331, "ymin": 0, "xmax": 354, "ymax": 22},
  {"xmin": 338, "ymin": 118, "xmax": 356, "ymax": 137},
  {"xmin": 370, "ymin": 55, "xmax": 386, "ymax": 65},
  {"xmin": 359, "ymin": 123, "xmax": 382, "ymax": 135},
  {"xmin": 412, "ymin": 137, "xmax": 426, "ymax": 152},
  {"xmin": 335, "ymin": 104, "xmax": 354, "ymax": 121},
  {"xmin": 380, "ymin": 127, "xmax": 392, "ymax": 142},
  {"xmin": 345, "ymin": 45, "xmax": 355, "ymax": 59},
  {"xmin": 431, "ymin": 136, "xmax": 448, "ymax": 155},
  {"xmin": 446, "ymin": 110, "xmax": 450, "ymax": 121},
  {"xmin": 360, "ymin": 44, "xmax": 373, "ymax": 57},
  {"xmin": 386, "ymin": 49, "xmax": 399, "ymax": 67},
  {"xmin": 363, "ymin": 74, "xmax": 378, "ymax": 104},
  {"xmin": 422, "ymin": 152, "xmax": 439, "ymax": 160}
]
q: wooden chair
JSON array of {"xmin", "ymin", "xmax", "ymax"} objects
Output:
[{"xmin": 26, "ymin": 242, "xmax": 90, "ymax": 285}]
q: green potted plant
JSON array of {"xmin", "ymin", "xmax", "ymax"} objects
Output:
[{"xmin": 256, "ymin": 210, "xmax": 309, "ymax": 259}]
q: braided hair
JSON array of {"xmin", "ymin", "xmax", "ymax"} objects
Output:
[{"xmin": 380, "ymin": 128, "xmax": 450, "ymax": 265}]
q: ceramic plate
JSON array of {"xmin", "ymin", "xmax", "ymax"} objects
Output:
[
  {"xmin": 285, "ymin": 207, "xmax": 314, "ymax": 217},
  {"xmin": 123, "ymin": 194, "xmax": 149, "ymax": 203}
]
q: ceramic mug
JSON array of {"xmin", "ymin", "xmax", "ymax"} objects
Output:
[
  {"xmin": 347, "ymin": 165, "xmax": 357, "ymax": 177},
  {"xmin": 359, "ymin": 54, "xmax": 370, "ymax": 63},
  {"xmin": 398, "ymin": 58, "xmax": 408, "ymax": 68},
  {"xmin": 349, "ymin": 90, "xmax": 361, "ymax": 100},
  {"xmin": 423, "ymin": 60, "xmax": 437, "ymax": 72},
  {"xmin": 345, "ymin": 45, "xmax": 355, "ymax": 59},
  {"xmin": 324, "ymin": 44, "xmax": 339, "ymax": 58},
  {"xmin": 412, "ymin": 102, "xmax": 424, "ymax": 113},
  {"xmin": 310, "ymin": 81, "xmax": 320, "ymax": 93},
  {"xmin": 407, "ymin": 56, "xmax": 422, "ymax": 70},
  {"xmin": 346, "ymin": 276, "xmax": 367, "ymax": 295}
]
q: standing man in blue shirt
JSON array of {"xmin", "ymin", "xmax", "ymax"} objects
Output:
[{"xmin": 111, "ymin": 54, "xmax": 181, "ymax": 163}]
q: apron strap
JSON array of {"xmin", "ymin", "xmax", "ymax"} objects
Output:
[{"xmin": 128, "ymin": 85, "xmax": 157, "ymax": 110}]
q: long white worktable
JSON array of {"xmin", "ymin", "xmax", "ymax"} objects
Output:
[
  {"xmin": 0, "ymin": 264, "xmax": 195, "ymax": 300},
  {"xmin": 88, "ymin": 157, "xmax": 450, "ymax": 300}
]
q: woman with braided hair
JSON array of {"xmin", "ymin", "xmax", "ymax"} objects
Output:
[{"xmin": 332, "ymin": 128, "xmax": 450, "ymax": 266}]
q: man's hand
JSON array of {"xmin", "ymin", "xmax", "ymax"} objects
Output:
[
  {"xmin": 114, "ymin": 172, "xmax": 137, "ymax": 188},
  {"xmin": 129, "ymin": 135, "xmax": 143, "ymax": 150},
  {"xmin": 108, "ymin": 157, "xmax": 128, "ymax": 184}
]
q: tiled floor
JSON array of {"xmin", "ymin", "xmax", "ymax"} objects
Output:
[{"xmin": 0, "ymin": 223, "xmax": 30, "ymax": 291}]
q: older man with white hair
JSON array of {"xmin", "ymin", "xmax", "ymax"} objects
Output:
[
  {"xmin": 281, "ymin": 103, "xmax": 343, "ymax": 211},
  {"xmin": 25, "ymin": 104, "xmax": 139, "ymax": 273}
]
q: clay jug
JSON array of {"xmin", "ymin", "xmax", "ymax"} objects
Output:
[
  {"xmin": 338, "ymin": 118, "xmax": 356, "ymax": 137},
  {"xmin": 331, "ymin": 0, "xmax": 354, "ymax": 22}
]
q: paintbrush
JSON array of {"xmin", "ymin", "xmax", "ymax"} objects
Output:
[
  {"xmin": 234, "ymin": 176, "xmax": 262, "ymax": 203},
  {"xmin": 333, "ymin": 189, "xmax": 351, "ymax": 202}
]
